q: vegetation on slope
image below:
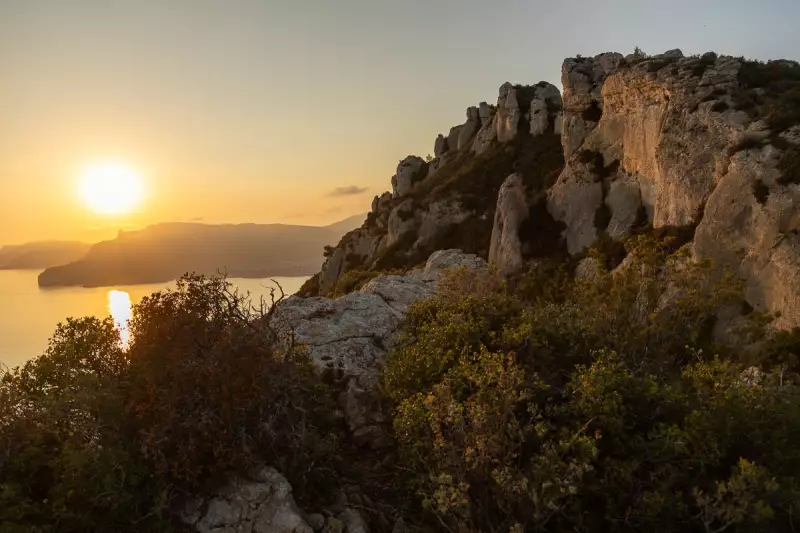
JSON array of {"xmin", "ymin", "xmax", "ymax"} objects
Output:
[
  {"xmin": 384, "ymin": 236, "xmax": 800, "ymax": 533},
  {"xmin": 0, "ymin": 276, "xmax": 336, "ymax": 532},
  {"xmin": 5, "ymin": 236, "xmax": 800, "ymax": 533}
]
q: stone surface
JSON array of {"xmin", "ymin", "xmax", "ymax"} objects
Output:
[
  {"xmin": 547, "ymin": 164, "xmax": 603, "ymax": 254},
  {"xmin": 416, "ymin": 200, "xmax": 470, "ymax": 247},
  {"xmin": 549, "ymin": 51, "xmax": 800, "ymax": 327},
  {"xmin": 478, "ymin": 101, "xmax": 494, "ymax": 125},
  {"xmin": 307, "ymin": 514, "xmax": 326, "ymax": 531},
  {"xmin": 181, "ymin": 467, "xmax": 313, "ymax": 533},
  {"xmin": 495, "ymin": 82, "xmax": 521, "ymax": 143},
  {"xmin": 434, "ymin": 134, "xmax": 449, "ymax": 158},
  {"xmin": 319, "ymin": 247, "xmax": 346, "ymax": 296},
  {"xmin": 339, "ymin": 509, "xmax": 369, "ymax": 533},
  {"xmin": 393, "ymin": 156, "xmax": 426, "ymax": 197},
  {"xmin": 489, "ymin": 173, "xmax": 529, "ymax": 276},
  {"xmin": 472, "ymin": 116, "xmax": 497, "ymax": 154},
  {"xmin": 272, "ymin": 250, "xmax": 488, "ymax": 435},
  {"xmin": 387, "ymin": 198, "xmax": 418, "ymax": 247},
  {"xmin": 605, "ymin": 175, "xmax": 643, "ymax": 240},
  {"xmin": 447, "ymin": 125, "xmax": 463, "ymax": 156},
  {"xmin": 529, "ymin": 82, "xmax": 563, "ymax": 136},
  {"xmin": 456, "ymin": 106, "xmax": 481, "ymax": 150},
  {"xmin": 559, "ymin": 52, "xmax": 623, "ymax": 157},
  {"xmin": 323, "ymin": 517, "xmax": 344, "ymax": 533},
  {"xmin": 575, "ymin": 257, "xmax": 600, "ymax": 281}
]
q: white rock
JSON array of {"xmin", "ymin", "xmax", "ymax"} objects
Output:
[
  {"xmin": 339, "ymin": 509, "xmax": 369, "ymax": 533},
  {"xmin": 393, "ymin": 156, "xmax": 425, "ymax": 197},
  {"xmin": 489, "ymin": 173, "xmax": 529, "ymax": 276},
  {"xmin": 182, "ymin": 467, "xmax": 312, "ymax": 533}
]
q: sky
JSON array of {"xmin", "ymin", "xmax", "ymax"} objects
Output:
[{"xmin": 1, "ymin": 0, "xmax": 798, "ymax": 244}]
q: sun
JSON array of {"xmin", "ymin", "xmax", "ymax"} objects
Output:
[{"xmin": 79, "ymin": 161, "xmax": 145, "ymax": 215}]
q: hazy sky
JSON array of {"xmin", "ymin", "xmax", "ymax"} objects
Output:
[{"xmin": 1, "ymin": 0, "xmax": 798, "ymax": 244}]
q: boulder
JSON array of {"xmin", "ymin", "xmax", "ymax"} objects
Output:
[
  {"xmin": 575, "ymin": 257, "xmax": 600, "ymax": 281},
  {"xmin": 457, "ymin": 106, "xmax": 481, "ymax": 150},
  {"xmin": 478, "ymin": 101, "xmax": 494, "ymax": 126},
  {"xmin": 370, "ymin": 195, "xmax": 379, "ymax": 214},
  {"xmin": 387, "ymin": 198, "xmax": 418, "ymax": 247},
  {"xmin": 560, "ymin": 52, "xmax": 623, "ymax": 157},
  {"xmin": 489, "ymin": 174, "xmax": 529, "ymax": 276},
  {"xmin": 393, "ymin": 156, "xmax": 425, "ymax": 197},
  {"xmin": 434, "ymin": 134, "xmax": 449, "ymax": 157},
  {"xmin": 271, "ymin": 250, "xmax": 488, "ymax": 436},
  {"xmin": 319, "ymin": 247, "xmax": 346, "ymax": 296},
  {"xmin": 180, "ymin": 467, "xmax": 312, "ymax": 533},
  {"xmin": 447, "ymin": 125, "xmax": 463, "ymax": 156},
  {"xmin": 339, "ymin": 509, "xmax": 369, "ymax": 533},
  {"xmin": 472, "ymin": 116, "xmax": 497, "ymax": 154},
  {"xmin": 495, "ymin": 82, "xmax": 521, "ymax": 143},
  {"xmin": 529, "ymin": 82, "xmax": 563, "ymax": 136},
  {"xmin": 605, "ymin": 175, "xmax": 643, "ymax": 240}
]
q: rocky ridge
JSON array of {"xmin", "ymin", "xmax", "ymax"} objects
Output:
[
  {"xmin": 305, "ymin": 80, "xmax": 564, "ymax": 297},
  {"xmin": 188, "ymin": 48, "xmax": 800, "ymax": 533},
  {"xmin": 545, "ymin": 50, "xmax": 800, "ymax": 328}
]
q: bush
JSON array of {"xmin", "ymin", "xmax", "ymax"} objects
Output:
[
  {"xmin": 777, "ymin": 145, "xmax": 800, "ymax": 185},
  {"xmin": 327, "ymin": 269, "xmax": 383, "ymax": 297},
  {"xmin": 383, "ymin": 237, "xmax": 800, "ymax": 532},
  {"xmin": 0, "ymin": 275, "xmax": 336, "ymax": 532}
]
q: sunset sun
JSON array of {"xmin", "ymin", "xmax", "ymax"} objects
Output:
[{"xmin": 79, "ymin": 161, "xmax": 144, "ymax": 215}]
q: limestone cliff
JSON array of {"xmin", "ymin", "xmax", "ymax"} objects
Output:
[
  {"xmin": 305, "ymin": 50, "xmax": 800, "ymax": 328},
  {"xmin": 546, "ymin": 50, "xmax": 800, "ymax": 328},
  {"xmin": 301, "ymin": 81, "xmax": 565, "ymax": 297}
]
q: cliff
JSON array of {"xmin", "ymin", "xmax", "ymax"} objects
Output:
[
  {"xmin": 38, "ymin": 217, "xmax": 364, "ymax": 287},
  {"xmin": 0, "ymin": 241, "xmax": 91, "ymax": 270},
  {"xmin": 305, "ymin": 49, "xmax": 800, "ymax": 330}
]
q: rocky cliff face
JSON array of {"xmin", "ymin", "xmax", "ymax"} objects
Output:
[
  {"xmin": 192, "ymin": 48, "xmax": 800, "ymax": 533},
  {"xmin": 546, "ymin": 50, "xmax": 800, "ymax": 328},
  {"xmin": 304, "ymin": 81, "xmax": 564, "ymax": 298}
]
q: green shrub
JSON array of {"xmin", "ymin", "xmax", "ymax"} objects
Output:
[
  {"xmin": 327, "ymin": 269, "xmax": 383, "ymax": 297},
  {"xmin": 777, "ymin": 145, "xmax": 800, "ymax": 185},
  {"xmin": 382, "ymin": 237, "xmax": 800, "ymax": 532},
  {"xmin": 0, "ymin": 275, "xmax": 337, "ymax": 532}
]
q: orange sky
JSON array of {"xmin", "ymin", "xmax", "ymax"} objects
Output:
[{"xmin": 2, "ymin": 0, "xmax": 797, "ymax": 245}]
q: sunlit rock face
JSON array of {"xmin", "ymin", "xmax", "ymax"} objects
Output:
[{"xmin": 548, "ymin": 51, "xmax": 800, "ymax": 328}]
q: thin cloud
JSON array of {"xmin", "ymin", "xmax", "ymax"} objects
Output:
[{"xmin": 327, "ymin": 185, "xmax": 368, "ymax": 197}]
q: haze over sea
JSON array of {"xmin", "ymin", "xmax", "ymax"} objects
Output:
[{"xmin": 0, "ymin": 270, "xmax": 308, "ymax": 369}]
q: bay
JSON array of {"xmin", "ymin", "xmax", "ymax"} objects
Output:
[{"xmin": 0, "ymin": 270, "xmax": 309, "ymax": 369}]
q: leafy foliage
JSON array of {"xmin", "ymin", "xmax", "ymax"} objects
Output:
[
  {"xmin": 384, "ymin": 237, "xmax": 800, "ymax": 533},
  {"xmin": 0, "ymin": 275, "xmax": 336, "ymax": 532}
]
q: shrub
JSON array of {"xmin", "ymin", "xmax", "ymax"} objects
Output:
[
  {"xmin": 0, "ymin": 275, "xmax": 337, "ymax": 532},
  {"xmin": 382, "ymin": 237, "xmax": 800, "ymax": 533},
  {"xmin": 777, "ymin": 145, "xmax": 800, "ymax": 185},
  {"xmin": 327, "ymin": 269, "xmax": 383, "ymax": 297}
]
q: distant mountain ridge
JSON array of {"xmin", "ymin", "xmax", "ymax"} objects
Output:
[
  {"xmin": 37, "ymin": 215, "xmax": 366, "ymax": 288},
  {"xmin": 0, "ymin": 241, "xmax": 92, "ymax": 270}
]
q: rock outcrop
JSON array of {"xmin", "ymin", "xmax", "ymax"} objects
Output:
[
  {"xmin": 180, "ymin": 467, "xmax": 313, "ymax": 533},
  {"xmin": 548, "ymin": 51, "xmax": 800, "ymax": 328},
  {"xmin": 391, "ymin": 156, "xmax": 426, "ymax": 197},
  {"xmin": 489, "ymin": 173, "xmax": 529, "ymax": 276},
  {"xmin": 273, "ymin": 250, "xmax": 488, "ymax": 444}
]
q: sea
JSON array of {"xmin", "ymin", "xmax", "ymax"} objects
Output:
[{"xmin": 0, "ymin": 270, "xmax": 309, "ymax": 369}]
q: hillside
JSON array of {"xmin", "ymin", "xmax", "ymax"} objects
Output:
[
  {"xmin": 4, "ymin": 49, "xmax": 800, "ymax": 533},
  {"xmin": 304, "ymin": 50, "xmax": 800, "ymax": 329},
  {"xmin": 0, "ymin": 241, "xmax": 91, "ymax": 270},
  {"xmin": 37, "ymin": 216, "xmax": 365, "ymax": 287}
]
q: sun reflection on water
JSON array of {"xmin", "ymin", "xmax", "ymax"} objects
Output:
[{"xmin": 108, "ymin": 290, "xmax": 132, "ymax": 346}]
